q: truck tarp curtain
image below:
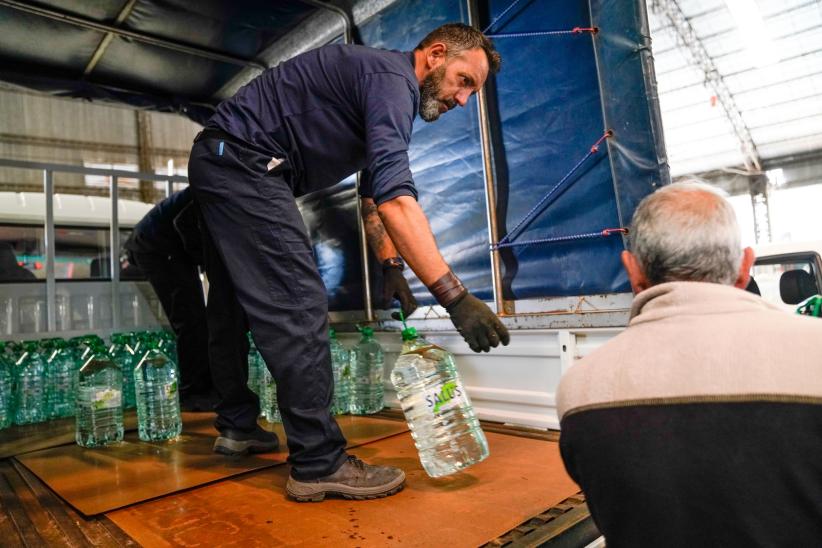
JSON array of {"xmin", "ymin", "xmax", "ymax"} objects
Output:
[{"xmin": 299, "ymin": 0, "xmax": 669, "ymax": 310}]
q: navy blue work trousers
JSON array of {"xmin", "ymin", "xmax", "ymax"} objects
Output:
[
  {"xmin": 187, "ymin": 135, "xmax": 347, "ymax": 480},
  {"xmin": 127, "ymin": 250, "xmax": 212, "ymax": 397}
]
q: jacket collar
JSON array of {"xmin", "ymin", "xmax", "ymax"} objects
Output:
[{"xmin": 629, "ymin": 281, "xmax": 783, "ymax": 325}]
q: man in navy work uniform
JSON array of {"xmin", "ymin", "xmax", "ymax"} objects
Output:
[
  {"xmin": 124, "ymin": 187, "xmax": 215, "ymax": 411},
  {"xmin": 187, "ymin": 23, "xmax": 509, "ymax": 502}
]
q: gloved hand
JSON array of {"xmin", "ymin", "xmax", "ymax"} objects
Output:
[
  {"xmin": 382, "ymin": 266, "xmax": 418, "ymax": 320},
  {"xmin": 447, "ymin": 292, "xmax": 510, "ymax": 353}
]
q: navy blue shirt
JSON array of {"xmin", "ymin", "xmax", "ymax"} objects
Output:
[{"xmin": 208, "ymin": 44, "xmax": 420, "ymax": 204}]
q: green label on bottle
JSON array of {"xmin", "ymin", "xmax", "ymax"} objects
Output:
[
  {"xmin": 425, "ymin": 379, "xmax": 467, "ymax": 415},
  {"xmin": 93, "ymin": 388, "xmax": 122, "ymax": 410}
]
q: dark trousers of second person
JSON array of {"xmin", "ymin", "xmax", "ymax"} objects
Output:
[
  {"xmin": 187, "ymin": 130, "xmax": 347, "ymax": 480},
  {"xmin": 128, "ymin": 250, "xmax": 212, "ymax": 398}
]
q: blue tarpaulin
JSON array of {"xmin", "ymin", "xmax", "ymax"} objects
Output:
[{"xmin": 298, "ymin": 0, "xmax": 669, "ymax": 311}]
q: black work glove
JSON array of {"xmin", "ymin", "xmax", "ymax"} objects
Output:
[
  {"xmin": 382, "ymin": 266, "xmax": 418, "ymax": 320},
  {"xmin": 447, "ymin": 292, "xmax": 510, "ymax": 353}
]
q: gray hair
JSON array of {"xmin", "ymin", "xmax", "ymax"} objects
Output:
[{"xmin": 628, "ymin": 181, "xmax": 743, "ymax": 285}]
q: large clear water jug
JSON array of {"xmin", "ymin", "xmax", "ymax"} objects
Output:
[
  {"xmin": 76, "ymin": 344, "xmax": 124, "ymax": 447},
  {"xmin": 134, "ymin": 343, "xmax": 182, "ymax": 441},
  {"xmin": 13, "ymin": 341, "xmax": 47, "ymax": 425},
  {"xmin": 390, "ymin": 327, "xmax": 489, "ymax": 477},
  {"xmin": 329, "ymin": 328, "xmax": 351, "ymax": 415},
  {"xmin": 350, "ymin": 327, "xmax": 384, "ymax": 414},
  {"xmin": 44, "ymin": 338, "xmax": 77, "ymax": 419}
]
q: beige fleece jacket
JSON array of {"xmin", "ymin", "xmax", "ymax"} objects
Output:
[{"xmin": 557, "ymin": 281, "xmax": 822, "ymax": 419}]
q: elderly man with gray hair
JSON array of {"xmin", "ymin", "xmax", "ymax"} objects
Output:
[{"xmin": 556, "ymin": 181, "xmax": 822, "ymax": 547}]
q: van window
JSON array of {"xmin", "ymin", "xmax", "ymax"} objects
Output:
[
  {"xmin": 751, "ymin": 254, "xmax": 820, "ymax": 311},
  {"xmin": 0, "ymin": 224, "xmax": 143, "ymax": 281}
]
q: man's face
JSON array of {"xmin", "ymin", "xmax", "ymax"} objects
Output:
[{"xmin": 419, "ymin": 48, "xmax": 489, "ymax": 122}]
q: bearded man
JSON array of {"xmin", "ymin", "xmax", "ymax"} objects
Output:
[{"xmin": 187, "ymin": 23, "xmax": 509, "ymax": 502}]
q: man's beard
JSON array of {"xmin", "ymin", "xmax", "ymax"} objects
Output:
[{"xmin": 419, "ymin": 65, "xmax": 455, "ymax": 122}]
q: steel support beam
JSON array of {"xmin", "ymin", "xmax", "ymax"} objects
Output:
[
  {"xmin": 467, "ymin": 0, "xmax": 510, "ymax": 316},
  {"xmin": 110, "ymin": 175, "xmax": 121, "ymax": 329},
  {"xmin": 0, "ymin": 0, "xmax": 265, "ymax": 69},
  {"xmin": 43, "ymin": 170, "xmax": 56, "ymax": 332},
  {"xmin": 135, "ymin": 110, "xmax": 155, "ymax": 203},
  {"xmin": 83, "ymin": 0, "xmax": 139, "ymax": 76},
  {"xmin": 650, "ymin": 0, "xmax": 772, "ymax": 242},
  {"xmin": 650, "ymin": 0, "xmax": 762, "ymax": 173},
  {"xmin": 748, "ymin": 174, "xmax": 772, "ymax": 244}
]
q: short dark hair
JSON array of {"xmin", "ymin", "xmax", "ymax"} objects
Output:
[{"xmin": 415, "ymin": 23, "xmax": 501, "ymax": 73}]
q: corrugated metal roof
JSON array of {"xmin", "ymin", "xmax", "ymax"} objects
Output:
[{"xmin": 649, "ymin": 0, "xmax": 822, "ymax": 175}]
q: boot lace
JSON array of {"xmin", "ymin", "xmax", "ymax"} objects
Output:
[{"xmin": 347, "ymin": 455, "xmax": 367, "ymax": 472}]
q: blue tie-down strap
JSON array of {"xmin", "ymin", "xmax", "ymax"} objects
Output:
[
  {"xmin": 494, "ymin": 130, "xmax": 614, "ymax": 251},
  {"xmin": 492, "ymin": 228, "xmax": 628, "ymax": 251},
  {"xmin": 483, "ymin": 0, "xmax": 598, "ymax": 39}
]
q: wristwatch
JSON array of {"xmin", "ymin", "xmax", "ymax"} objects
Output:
[{"xmin": 382, "ymin": 257, "xmax": 405, "ymax": 271}]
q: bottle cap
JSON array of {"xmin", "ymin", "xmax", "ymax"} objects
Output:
[
  {"xmin": 401, "ymin": 326, "xmax": 418, "ymax": 341},
  {"xmin": 361, "ymin": 326, "xmax": 374, "ymax": 338},
  {"xmin": 328, "ymin": 327, "xmax": 336, "ymax": 339}
]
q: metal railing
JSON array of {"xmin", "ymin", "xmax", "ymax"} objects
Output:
[{"xmin": 0, "ymin": 157, "xmax": 187, "ymax": 331}]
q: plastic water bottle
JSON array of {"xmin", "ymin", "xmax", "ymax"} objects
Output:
[
  {"xmin": 390, "ymin": 327, "xmax": 489, "ymax": 477},
  {"xmin": 0, "ymin": 343, "xmax": 13, "ymax": 430},
  {"xmin": 13, "ymin": 341, "xmax": 47, "ymax": 425},
  {"xmin": 329, "ymin": 328, "xmax": 351, "ymax": 415},
  {"xmin": 134, "ymin": 342, "xmax": 182, "ymax": 441},
  {"xmin": 350, "ymin": 327, "xmax": 384, "ymax": 414},
  {"xmin": 247, "ymin": 333, "xmax": 265, "ymax": 397},
  {"xmin": 44, "ymin": 338, "xmax": 76, "ymax": 419},
  {"xmin": 158, "ymin": 330, "xmax": 178, "ymax": 364},
  {"xmin": 259, "ymin": 366, "xmax": 282, "ymax": 423},
  {"xmin": 109, "ymin": 333, "xmax": 138, "ymax": 409},
  {"xmin": 76, "ymin": 344, "xmax": 124, "ymax": 447}
]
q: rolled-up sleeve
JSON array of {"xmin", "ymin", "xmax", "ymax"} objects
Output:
[{"xmin": 360, "ymin": 73, "xmax": 418, "ymax": 205}]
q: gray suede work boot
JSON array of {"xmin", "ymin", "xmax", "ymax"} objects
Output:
[{"xmin": 286, "ymin": 455, "xmax": 405, "ymax": 502}]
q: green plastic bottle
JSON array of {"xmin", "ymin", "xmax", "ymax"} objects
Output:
[
  {"xmin": 109, "ymin": 333, "xmax": 138, "ymax": 409},
  {"xmin": 44, "ymin": 338, "xmax": 77, "ymax": 419},
  {"xmin": 259, "ymin": 366, "xmax": 281, "ymax": 423},
  {"xmin": 349, "ymin": 327, "xmax": 384, "ymax": 414},
  {"xmin": 76, "ymin": 343, "xmax": 124, "ymax": 447},
  {"xmin": 134, "ymin": 338, "xmax": 183, "ymax": 441},
  {"xmin": 0, "ymin": 342, "xmax": 13, "ymax": 430},
  {"xmin": 247, "ymin": 333, "xmax": 265, "ymax": 397},
  {"xmin": 134, "ymin": 339, "xmax": 182, "ymax": 442},
  {"xmin": 14, "ymin": 341, "xmax": 47, "ymax": 425},
  {"xmin": 329, "ymin": 328, "xmax": 351, "ymax": 415}
]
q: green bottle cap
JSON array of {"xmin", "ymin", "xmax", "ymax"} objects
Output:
[
  {"xmin": 401, "ymin": 326, "xmax": 418, "ymax": 341},
  {"xmin": 328, "ymin": 328, "xmax": 337, "ymax": 339},
  {"xmin": 361, "ymin": 326, "xmax": 374, "ymax": 338}
]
